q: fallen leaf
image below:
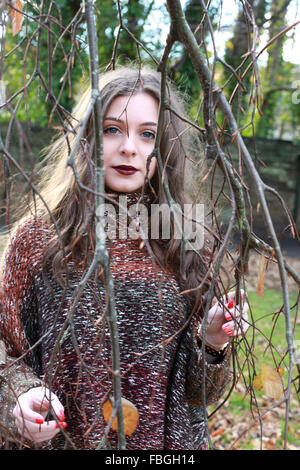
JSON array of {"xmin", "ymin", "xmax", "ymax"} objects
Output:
[
  {"xmin": 265, "ymin": 439, "xmax": 279, "ymax": 450},
  {"xmin": 103, "ymin": 397, "xmax": 139, "ymax": 436},
  {"xmin": 211, "ymin": 428, "xmax": 225, "ymax": 437}
]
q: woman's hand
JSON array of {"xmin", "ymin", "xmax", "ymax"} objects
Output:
[
  {"xmin": 199, "ymin": 289, "xmax": 250, "ymax": 351},
  {"xmin": 13, "ymin": 386, "xmax": 67, "ymax": 443}
]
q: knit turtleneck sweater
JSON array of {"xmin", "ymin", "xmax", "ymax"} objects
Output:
[{"xmin": 0, "ymin": 191, "xmax": 231, "ymax": 450}]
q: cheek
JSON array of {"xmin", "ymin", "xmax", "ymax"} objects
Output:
[
  {"xmin": 103, "ymin": 136, "xmax": 117, "ymax": 165},
  {"xmin": 103, "ymin": 141, "xmax": 110, "ymax": 165}
]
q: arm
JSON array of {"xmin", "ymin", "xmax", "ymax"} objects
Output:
[
  {"xmin": 0, "ymin": 340, "xmax": 44, "ymax": 446},
  {"xmin": 184, "ymin": 323, "xmax": 232, "ymax": 407},
  {"xmin": 185, "ymin": 290, "xmax": 249, "ymax": 406},
  {"xmin": 0, "ymin": 219, "xmax": 64, "ymax": 446}
]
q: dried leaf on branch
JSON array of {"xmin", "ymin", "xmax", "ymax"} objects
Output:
[
  {"xmin": 10, "ymin": 0, "xmax": 23, "ymax": 36},
  {"xmin": 253, "ymin": 363, "xmax": 285, "ymax": 400}
]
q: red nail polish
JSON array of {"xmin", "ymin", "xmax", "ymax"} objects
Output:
[
  {"xmin": 35, "ymin": 418, "xmax": 44, "ymax": 424},
  {"xmin": 228, "ymin": 300, "xmax": 235, "ymax": 309},
  {"xmin": 56, "ymin": 421, "xmax": 67, "ymax": 429},
  {"xmin": 226, "ymin": 330, "xmax": 233, "ymax": 336},
  {"xmin": 59, "ymin": 411, "xmax": 65, "ymax": 421},
  {"xmin": 225, "ymin": 313, "xmax": 232, "ymax": 320}
]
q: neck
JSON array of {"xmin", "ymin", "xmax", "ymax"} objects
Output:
[{"xmin": 103, "ymin": 186, "xmax": 154, "ymax": 241}]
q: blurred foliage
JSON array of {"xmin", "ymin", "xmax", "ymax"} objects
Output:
[
  {"xmin": 96, "ymin": 0, "xmax": 156, "ymax": 66},
  {"xmin": 1, "ymin": 0, "xmax": 87, "ymax": 125}
]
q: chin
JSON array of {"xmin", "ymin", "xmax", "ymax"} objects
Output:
[{"xmin": 106, "ymin": 182, "xmax": 143, "ymax": 193}]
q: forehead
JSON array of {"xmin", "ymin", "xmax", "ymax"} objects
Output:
[{"xmin": 105, "ymin": 92, "xmax": 159, "ymax": 119}]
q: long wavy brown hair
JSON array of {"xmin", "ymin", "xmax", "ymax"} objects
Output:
[{"xmin": 3, "ymin": 66, "xmax": 214, "ymax": 316}]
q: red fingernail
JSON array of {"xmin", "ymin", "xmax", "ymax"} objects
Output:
[
  {"xmin": 225, "ymin": 313, "xmax": 232, "ymax": 320},
  {"xmin": 35, "ymin": 418, "xmax": 44, "ymax": 424},
  {"xmin": 228, "ymin": 300, "xmax": 235, "ymax": 309},
  {"xmin": 56, "ymin": 421, "xmax": 67, "ymax": 429},
  {"xmin": 222, "ymin": 324, "xmax": 231, "ymax": 331},
  {"xmin": 226, "ymin": 330, "xmax": 233, "ymax": 336}
]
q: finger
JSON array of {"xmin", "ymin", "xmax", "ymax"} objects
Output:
[
  {"xmin": 232, "ymin": 320, "xmax": 250, "ymax": 336},
  {"xmin": 224, "ymin": 299, "xmax": 249, "ymax": 319},
  {"xmin": 16, "ymin": 419, "xmax": 66, "ymax": 441},
  {"xmin": 236, "ymin": 310, "xmax": 249, "ymax": 333},
  {"xmin": 214, "ymin": 292, "xmax": 236, "ymax": 318},
  {"xmin": 13, "ymin": 402, "xmax": 45, "ymax": 425},
  {"xmin": 15, "ymin": 418, "xmax": 60, "ymax": 433},
  {"xmin": 223, "ymin": 289, "xmax": 246, "ymax": 307},
  {"xmin": 221, "ymin": 291, "xmax": 236, "ymax": 306},
  {"xmin": 222, "ymin": 321, "xmax": 235, "ymax": 336},
  {"xmin": 33, "ymin": 389, "xmax": 65, "ymax": 421},
  {"xmin": 46, "ymin": 394, "xmax": 65, "ymax": 421},
  {"xmin": 222, "ymin": 314, "xmax": 249, "ymax": 337}
]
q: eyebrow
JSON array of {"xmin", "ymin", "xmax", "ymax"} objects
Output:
[{"xmin": 104, "ymin": 116, "xmax": 157, "ymax": 126}]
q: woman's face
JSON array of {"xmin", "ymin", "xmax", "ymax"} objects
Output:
[{"xmin": 103, "ymin": 92, "xmax": 158, "ymax": 193}]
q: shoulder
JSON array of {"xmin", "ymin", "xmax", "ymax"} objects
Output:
[
  {"xmin": 10, "ymin": 216, "xmax": 52, "ymax": 243},
  {"xmin": 2, "ymin": 217, "xmax": 53, "ymax": 273}
]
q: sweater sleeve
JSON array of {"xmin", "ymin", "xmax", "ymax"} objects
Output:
[
  {"xmin": 0, "ymin": 219, "xmax": 47, "ymax": 447},
  {"xmin": 0, "ymin": 219, "xmax": 46, "ymax": 364},
  {"xmin": 184, "ymin": 321, "xmax": 232, "ymax": 407},
  {"xmin": 0, "ymin": 340, "xmax": 43, "ymax": 448}
]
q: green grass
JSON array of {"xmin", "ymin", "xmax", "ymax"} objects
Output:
[
  {"xmin": 240, "ymin": 289, "xmax": 299, "ymax": 367},
  {"xmin": 209, "ymin": 288, "xmax": 300, "ymax": 450},
  {"xmin": 242, "ymin": 288, "xmax": 299, "ymax": 394}
]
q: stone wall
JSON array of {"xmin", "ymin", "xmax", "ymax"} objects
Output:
[{"xmin": 226, "ymin": 136, "xmax": 300, "ymax": 238}]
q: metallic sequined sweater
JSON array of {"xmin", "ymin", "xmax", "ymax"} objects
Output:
[{"xmin": 0, "ymin": 192, "xmax": 231, "ymax": 450}]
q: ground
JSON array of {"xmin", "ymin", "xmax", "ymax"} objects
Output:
[{"xmin": 209, "ymin": 250, "xmax": 300, "ymax": 450}]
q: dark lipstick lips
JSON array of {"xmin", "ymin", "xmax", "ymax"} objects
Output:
[
  {"xmin": 114, "ymin": 165, "xmax": 137, "ymax": 170},
  {"xmin": 113, "ymin": 165, "xmax": 138, "ymax": 175}
]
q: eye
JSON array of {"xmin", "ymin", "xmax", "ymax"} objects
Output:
[
  {"xmin": 104, "ymin": 126, "xmax": 120, "ymax": 135},
  {"xmin": 142, "ymin": 131, "xmax": 155, "ymax": 140}
]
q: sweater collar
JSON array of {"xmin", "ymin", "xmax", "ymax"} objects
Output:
[
  {"xmin": 103, "ymin": 187, "xmax": 155, "ymax": 242},
  {"xmin": 105, "ymin": 186, "xmax": 154, "ymax": 209}
]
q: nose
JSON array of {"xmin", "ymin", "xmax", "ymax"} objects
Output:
[{"xmin": 119, "ymin": 133, "xmax": 137, "ymax": 157}]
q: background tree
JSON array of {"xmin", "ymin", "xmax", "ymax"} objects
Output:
[
  {"xmin": 223, "ymin": 0, "xmax": 267, "ymax": 123},
  {"xmin": 223, "ymin": 0, "xmax": 300, "ymax": 140},
  {"xmin": 257, "ymin": 0, "xmax": 297, "ymax": 138}
]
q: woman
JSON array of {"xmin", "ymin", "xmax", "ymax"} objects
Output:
[{"xmin": 0, "ymin": 67, "xmax": 249, "ymax": 450}]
